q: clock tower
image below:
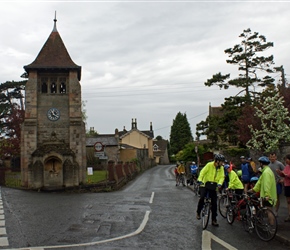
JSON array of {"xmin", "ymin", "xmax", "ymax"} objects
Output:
[{"xmin": 21, "ymin": 16, "xmax": 86, "ymax": 190}]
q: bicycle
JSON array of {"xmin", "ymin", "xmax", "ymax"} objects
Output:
[
  {"xmin": 200, "ymin": 181, "xmax": 217, "ymax": 230},
  {"xmin": 226, "ymin": 192, "xmax": 247, "ymax": 224},
  {"xmin": 189, "ymin": 174, "xmax": 199, "ymax": 195},
  {"xmin": 227, "ymin": 192, "xmax": 277, "ymax": 241},
  {"xmin": 218, "ymin": 188, "xmax": 234, "ymax": 218},
  {"xmin": 244, "ymin": 194, "xmax": 277, "ymax": 241},
  {"xmin": 177, "ymin": 172, "xmax": 185, "ymax": 186},
  {"xmin": 201, "ymin": 190, "xmax": 211, "ymax": 230}
]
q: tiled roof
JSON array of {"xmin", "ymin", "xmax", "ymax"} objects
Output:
[
  {"xmin": 119, "ymin": 129, "xmax": 154, "ymax": 139},
  {"xmin": 24, "ymin": 21, "xmax": 81, "ymax": 80},
  {"xmin": 86, "ymin": 136, "xmax": 118, "ymax": 147}
]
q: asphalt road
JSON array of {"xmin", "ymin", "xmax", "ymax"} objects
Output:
[{"xmin": 0, "ymin": 165, "xmax": 288, "ymax": 250}]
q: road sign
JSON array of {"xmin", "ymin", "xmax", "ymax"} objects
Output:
[
  {"xmin": 94, "ymin": 152, "xmax": 105, "ymax": 157},
  {"xmin": 99, "ymin": 156, "xmax": 108, "ymax": 160},
  {"xmin": 94, "ymin": 142, "xmax": 103, "ymax": 152}
]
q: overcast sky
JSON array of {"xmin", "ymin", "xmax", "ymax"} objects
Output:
[{"xmin": 1, "ymin": 1, "xmax": 290, "ymax": 140}]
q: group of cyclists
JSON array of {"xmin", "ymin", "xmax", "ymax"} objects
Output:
[{"xmin": 175, "ymin": 153, "xmax": 277, "ymax": 228}]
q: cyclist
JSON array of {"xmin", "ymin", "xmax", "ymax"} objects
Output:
[
  {"xmin": 188, "ymin": 161, "xmax": 198, "ymax": 185},
  {"xmin": 224, "ymin": 164, "xmax": 244, "ymax": 199},
  {"xmin": 196, "ymin": 153, "xmax": 225, "ymax": 227},
  {"xmin": 248, "ymin": 156, "xmax": 277, "ymax": 208},
  {"xmin": 177, "ymin": 161, "xmax": 186, "ymax": 186}
]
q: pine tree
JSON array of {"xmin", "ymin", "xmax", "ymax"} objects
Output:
[{"xmin": 169, "ymin": 112, "xmax": 193, "ymax": 155}]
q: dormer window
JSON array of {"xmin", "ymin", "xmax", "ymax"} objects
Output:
[{"xmin": 153, "ymin": 144, "xmax": 159, "ymax": 151}]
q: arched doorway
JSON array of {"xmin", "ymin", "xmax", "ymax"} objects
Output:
[{"xmin": 43, "ymin": 157, "xmax": 63, "ymax": 188}]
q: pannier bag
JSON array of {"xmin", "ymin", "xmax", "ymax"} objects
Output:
[{"xmin": 205, "ymin": 182, "xmax": 217, "ymax": 191}]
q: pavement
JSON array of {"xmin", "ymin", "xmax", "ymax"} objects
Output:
[{"xmin": 187, "ymin": 185, "xmax": 290, "ymax": 246}]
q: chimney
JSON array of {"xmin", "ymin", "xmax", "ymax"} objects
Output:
[
  {"xmin": 150, "ymin": 122, "xmax": 153, "ymax": 131},
  {"xmin": 131, "ymin": 118, "xmax": 137, "ymax": 129}
]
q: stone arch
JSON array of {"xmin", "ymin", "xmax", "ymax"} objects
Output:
[{"xmin": 43, "ymin": 155, "xmax": 63, "ymax": 189}]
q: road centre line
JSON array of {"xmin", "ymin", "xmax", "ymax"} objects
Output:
[
  {"xmin": 15, "ymin": 210, "xmax": 151, "ymax": 250},
  {"xmin": 149, "ymin": 192, "xmax": 155, "ymax": 204}
]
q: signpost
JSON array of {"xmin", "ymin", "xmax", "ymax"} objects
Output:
[
  {"xmin": 94, "ymin": 142, "xmax": 104, "ymax": 152},
  {"xmin": 94, "ymin": 152, "xmax": 105, "ymax": 158}
]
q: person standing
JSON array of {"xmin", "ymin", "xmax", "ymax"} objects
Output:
[
  {"xmin": 276, "ymin": 154, "xmax": 290, "ymax": 222},
  {"xmin": 269, "ymin": 152, "xmax": 285, "ymax": 216},
  {"xmin": 196, "ymin": 154, "xmax": 225, "ymax": 227},
  {"xmin": 240, "ymin": 156, "xmax": 254, "ymax": 192}
]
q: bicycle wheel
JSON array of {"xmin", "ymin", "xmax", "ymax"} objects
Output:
[
  {"xmin": 242, "ymin": 204, "xmax": 254, "ymax": 233},
  {"xmin": 226, "ymin": 206, "xmax": 235, "ymax": 224},
  {"xmin": 202, "ymin": 203, "xmax": 210, "ymax": 230},
  {"xmin": 255, "ymin": 208, "xmax": 277, "ymax": 241},
  {"xmin": 194, "ymin": 184, "xmax": 199, "ymax": 196},
  {"xmin": 218, "ymin": 194, "xmax": 228, "ymax": 218}
]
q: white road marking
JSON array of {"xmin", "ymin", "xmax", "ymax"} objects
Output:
[
  {"xmin": 14, "ymin": 210, "xmax": 151, "ymax": 250},
  {"xmin": 202, "ymin": 230, "xmax": 238, "ymax": 250},
  {"xmin": 0, "ymin": 187, "xmax": 9, "ymax": 247},
  {"xmin": 149, "ymin": 192, "xmax": 155, "ymax": 204}
]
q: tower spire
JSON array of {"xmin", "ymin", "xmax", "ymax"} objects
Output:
[{"xmin": 53, "ymin": 11, "xmax": 57, "ymax": 32}]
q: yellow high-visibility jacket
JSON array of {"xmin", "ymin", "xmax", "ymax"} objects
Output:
[{"xmin": 198, "ymin": 161, "xmax": 224, "ymax": 187}]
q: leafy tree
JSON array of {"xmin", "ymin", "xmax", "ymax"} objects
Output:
[
  {"xmin": 155, "ymin": 135, "xmax": 163, "ymax": 140},
  {"xmin": 246, "ymin": 91, "xmax": 290, "ymax": 153},
  {"xmin": 0, "ymin": 81, "xmax": 26, "ymax": 160},
  {"xmin": 0, "ymin": 107, "xmax": 24, "ymax": 159},
  {"xmin": 169, "ymin": 112, "xmax": 193, "ymax": 155},
  {"xmin": 236, "ymin": 104, "xmax": 260, "ymax": 147},
  {"xmin": 175, "ymin": 142, "xmax": 209, "ymax": 163}
]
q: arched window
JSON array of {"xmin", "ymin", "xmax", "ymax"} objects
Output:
[
  {"xmin": 41, "ymin": 78, "xmax": 48, "ymax": 93},
  {"xmin": 60, "ymin": 78, "xmax": 66, "ymax": 93},
  {"xmin": 50, "ymin": 78, "xmax": 57, "ymax": 93}
]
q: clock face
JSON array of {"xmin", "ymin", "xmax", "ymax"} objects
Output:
[{"xmin": 47, "ymin": 108, "xmax": 60, "ymax": 121}]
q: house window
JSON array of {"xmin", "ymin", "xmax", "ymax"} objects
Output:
[{"xmin": 153, "ymin": 144, "xmax": 159, "ymax": 151}]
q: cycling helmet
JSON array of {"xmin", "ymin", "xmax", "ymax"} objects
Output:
[
  {"xmin": 250, "ymin": 176, "xmax": 259, "ymax": 182},
  {"xmin": 214, "ymin": 153, "xmax": 225, "ymax": 162},
  {"xmin": 258, "ymin": 156, "xmax": 270, "ymax": 165},
  {"xmin": 192, "ymin": 161, "xmax": 195, "ymax": 164},
  {"xmin": 224, "ymin": 164, "xmax": 230, "ymax": 170},
  {"xmin": 240, "ymin": 156, "xmax": 245, "ymax": 159},
  {"xmin": 237, "ymin": 170, "xmax": 242, "ymax": 177}
]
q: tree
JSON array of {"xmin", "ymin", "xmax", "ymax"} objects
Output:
[
  {"xmin": 196, "ymin": 115, "xmax": 221, "ymax": 148},
  {"xmin": 203, "ymin": 28, "xmax": 276, "ymax": 146},
  {"xmin": 169, "ymin": 112, "xmax": 193, "ymax": 155},
  {"xmin": 155, "ymin": 135, "xmax": 163, "ymax": 140},
  {"xmin": 0, "ymin": 80, "xmax": 26, "ymax": 160},
  {"xmin": 246, "ymin": 91, "xmax": 290, "ymax": 153},
  {"xmin": 205, "ymin": 28, "xmax": 275, "ymax": 104}
]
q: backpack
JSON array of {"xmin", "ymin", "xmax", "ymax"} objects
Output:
[{"xmin": 241, "ymin": 162, "xmax": 253, "ymax": 182}]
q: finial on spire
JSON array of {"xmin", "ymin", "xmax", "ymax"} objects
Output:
[{"xmin": 53, "ymin": 11, "xmax": 57, "ymax": 32}]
